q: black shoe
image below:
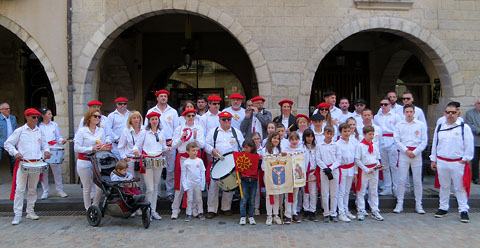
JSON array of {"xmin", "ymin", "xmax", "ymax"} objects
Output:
[
  {"xmin": 434, "ymin": 209, "xmax": 448, "ymax": 218},
  {"xmin": 473, "ymin": 179, "xmax": 480, "ymax": 185},
  {"xmin": 460, "ymin": 212, "xmax": 469, "ymax": 223},
  {"xmin": 206, "ymin": 212, "xmax": 216, "ymax": 219},
  {"xmin": 324, "ymin": 216, "xmax": 330, "ymax": 223},
  {"xmin": 302, "ymin": 211, "xmax": 309, "ymax": 220},
  {"xmin": 330, "ymin": 216, "xmax": 339, "ymax": 222},
  {"xmin": 309, "ymin": 212, "xmax": 318, "ymax": 222},
  {"xmin": 292, "ymin": 215, "xmax": 301, "ymax": 223},
  {"xmin": 223, "ymin": 210, "xmax": 232, "ymax": 216}
]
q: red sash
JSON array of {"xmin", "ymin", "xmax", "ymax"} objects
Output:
[
  {"xmin": 382, "ymin": 133, "xmax": 393, "ymax": 137},
  {"xmin": 355, "ymin": 163, "xmax": 377, "ymax": 192},
  {"xmin": 10, "ymin": 159, "xmax": 41, "ymax": 200},
  {"xmin": 78, "ymin": 153, "xmax": 89, "ymax": 161},
  {"xmin": 174, "ymin": 152, "xmax": 190, "ymax": 191},
  {"xmin": 434, "ymin": 156, "xmax": 471, "ymax": 197},
  {"xmin": 339, "ymin": 162, "xmax": 354, "ymax": 184}
]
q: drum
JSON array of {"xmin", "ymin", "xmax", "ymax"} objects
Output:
[
  {"xmin": 45, "ymin": 146, "xmax": 65, "ymax": 164},
  {"xmin": 211, "ymin": 152, "xmax": 238, "ymax": 191},
  {"xmin": 144, "ymin": 156, "xmax": 166, "ymax": 169},
  {"xmin": 21, "ymin": 161, "xmax": 49, "ymax": 174}
]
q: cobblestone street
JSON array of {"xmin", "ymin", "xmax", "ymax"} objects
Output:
[{"xmin": 0, "ymin": 213, "xmax": 477, "ymax": 247}]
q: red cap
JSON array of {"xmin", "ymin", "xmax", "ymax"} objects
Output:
[
  {"xmin": 155, "ymin": 90, "xmax": 170, "ymax": 97},
  {"xmin": 25, "ymin": 108, "xmax": 41, "ymax": 116},
  {"xmin": 114, "ymin": 97, "xmax": 128, "ymax": 103},
  {"xmin": 250, "ymin": 96, "xmax": 265, "ymax": 102},
  {"xmin": 218, "ymin": 111, "xmax": 233, "ymax": 118},
  {"xmin": 316, "ymin": 102, "xmax": 331, "ymax": 109},
  {"xmin": 278, "ymin": 99, "xmax": 294, "ymax": 106},
  {"xmin": 296, "ymin": 114, "xmax": 310, "ymax": 122},
  {"xmin": 229, "ymin": 93, "xmax": 244, "ymax": 100},
  {"xmin": 87, "ymin": 100, "xmax": 103, "ymax": 107},
  {"xmin": 182, "ymin": 109, "xmax": 197, "ymax": 116},
  {"xmin": 207, "ymin": 94, "xmax": 222, "ymax": 102},
  {"xmin": 146, "ymin": 112, "xmax": 161, "ymax": 119}
]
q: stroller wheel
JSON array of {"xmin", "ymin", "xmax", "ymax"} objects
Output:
[
  {"xmin": 142, "ymin": 207, "xmax": 151, "ymax": 229},
  {"xmin": 87, "ymin": 206, "xmax": 102, "ymax": 227}
]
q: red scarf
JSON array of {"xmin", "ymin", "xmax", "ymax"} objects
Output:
[{"xmin": 361, "ymin": 139, "xmax": 373, "ymax": 154}]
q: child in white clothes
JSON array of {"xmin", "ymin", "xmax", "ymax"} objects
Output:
[
  {"xmin": 261, "ymin": 122, "xmax": 276, "ymax": 147},
  {"xmin": 302, "ymin": 129, "xmax": 319, "ymax": 222},
  {"xmin": 315, "ymin": 126, "xmax": 340, "ymax": 223},
  {"xmin": 182, "ymin": 142, "xmax": 205, "ymax": 222},
  {"xmin": 261, "ymin": 131, "xmax": 282, "ymax": 226},
  {"xmin": 252, "ymin": 132, "xmax": 263, "ymax": 216}
]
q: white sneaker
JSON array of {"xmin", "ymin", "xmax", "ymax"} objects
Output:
[
  {"xmin": 136, "ymin": 209, "xmax": 142, "ymax": 215},
  {"xmin": 152, "ymin": 212, "xmax": 162, "ymax": 220},
  {"xmin": 239, "ymin": 217, "xmax": 246, "ymax": 225},
  {"xmin": 274, "ymin": 215, "xmax": 282, "ymax": 225},
  {"xmin": 248, "ymin": 217, "xmax": 256, "ymax": 225},
  {"xmin": 393, "ymin": 204, "xmax": 403, "ymax": 213},
  {"xmin": 171, "ymin": 212, "xmax": 178, "ymax": 219},
  {"xmin": 379, "ymin": 189, "xmax": 392, "ymax": 196},
  {"xmin": 26, "ymin": 212, "xmax": 39, "ymax": 220},
  {"xmin": 57, "ymin": 191, "xmax": 68, "ymax": 198},
  {"xmin": 415, "ymin": 205, "xmax": 425, "ymax": 215},
  {"xmin": 338, "ymin": 214, "xmax": 351, "ymax": 222},
  {"xmin": 266, "ymin": 215, "xmax": 273, "ymax": 226},
  {"xmin": 254, "ymin": 208, "xmax": 260, "ymax": 216},
  {"xmin": 346, "ymin": 211, "xmax": 356, "ymax": 220},
  {"xmin": 357, "ymin": 211, "xmax": 365, "ymax": 221},
  {"xmin": 41, "ymin": 192, "xmax": 48, "ymax": 200},
  {"xmin": 11, "ymin": 216, "xmax": 21, "ymax": 225},
  {"xmin": 372, "ymin": 211, "xmax": 384, "ymax": 221},
  {"xmin": 130, "ymin": 212, "xmax": 136, "ymax": 217}
]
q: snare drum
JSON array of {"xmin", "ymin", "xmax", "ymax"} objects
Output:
[
  {"xmin": 45, "ymin": 146, "xmax": 65, "ymax": 164},
  {"xmin": 144, "ymin": 156, "xmax": 166, "ymax": 169},
  {"xmin": 21, "ymin": 161, "xmax": 49, "ymax": 174},
  {"xmin": 211, "ymin": 152, "xmax": 238, "ymax": 191}
]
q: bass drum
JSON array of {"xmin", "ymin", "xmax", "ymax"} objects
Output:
[{"xmin": 210, "ymin": 152, "xmax": 238, "ymax": 191}]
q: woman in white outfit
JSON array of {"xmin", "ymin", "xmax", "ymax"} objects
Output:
[
  {"xmin": 74, "ymin": 108, "xmax": 111, "ymax": 210},
  {"xmin": 143, "ymin": 111, "xmax": 171, "ymax": 220},
  {"xmin": 39, "ymin": 108, "xmax": 68, "ymax": 199},
  {"xmin": 117, "ymin": 111, "xmax": 145, "ymax": 186}
]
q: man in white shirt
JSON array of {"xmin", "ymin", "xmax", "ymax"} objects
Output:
[
  {"xmin": 377, "ymin": 91, "xmax": 403, "ymax": 116},
  {"xmin": 145, "ymin": 90, "xmax": 180, "ymax": 200},
  {"xmin": 223, "ymin": 93, "xmax": 245, "ymax": 130},
  {"xmin": 204, "ymin": 111, "xmax": 245, "ymax": 219},
  {"xmin": 199, "ymin": 95, "xmax": 222, "ymax": 139},
  {"xmin": 352, "ymin": 98, "xmax": 367, "ymax": 125},
  {"xmin": 400, "ymin": 91, "xmax": 427, "ymax": 124},
  {"xmin": 196, "ymin": 95, "xmax": 208, "ymax": 116},
  {"xmin": 436, "ymin": 101, "xmax": 463, "ymax": 126},
  {"xmin": 430, "ymin": 102, "xmax": 474, "ymax": 223},
  {"xmin": 106, "ymin": 97, "xmax": 131, "ymax": 159},
  {"xmin": 5, "ymin": 108, "xmax": 51, "ymax": 225},
  {"xmin": 338, "ymin": 97, "xmax": 353, "ymax": 124}
]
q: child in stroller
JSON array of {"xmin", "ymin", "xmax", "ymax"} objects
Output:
[{"xmin": 111, "ymin": 161, "xmax": 142, "ymax": 197}]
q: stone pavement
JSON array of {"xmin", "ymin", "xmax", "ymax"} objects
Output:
[{"xmin": 0, "ymin": 213, "xmax": 477, "ymax": 247}]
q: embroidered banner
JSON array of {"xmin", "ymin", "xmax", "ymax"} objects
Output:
[
  {"xmin": 291, "ymin": 152, "xmax": 306, "ymax": 188},
  {"xmin": 263, "ymin": 154, "xmax": 294, "ymax": 195}
]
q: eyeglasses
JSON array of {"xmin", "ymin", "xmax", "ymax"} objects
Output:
[
  {"xmin": 154, "ymin": 132, "xmax": 159, "ymax": 142},
  {"xmin": 380, "ymin": 103, "xmax": 389, "ymax": 106},
  {"xmin": 186, "ymin": 114, "xmax": 195, "ymax": 118},
  {"xmin": 93, "ymin": 115, "xmax": 102, "ymax": 119},
  {"xmin": 220, "ymin": 118, "xmax": 232, "ymax": 122},
  {"xmin": 319, "ymin": 108, "xmax": 329, "ymax": 111},
  {"xmin": 445, "ymin": 110, "xmax": 457, "ymax": 115},
  {"xmin": 211, "ymin": 102, "xmax": 221, "ymax": 105},
  {"xmin": 355, "ymin": 104, "xmax": 365, "ymax": 107},
  {"xmin": 117, "ymin": 102, "xmax": 127, "ymax": 106},
  {"xmin": 401, "ymin": 97, "xmax": 411, "ymax": 101}
]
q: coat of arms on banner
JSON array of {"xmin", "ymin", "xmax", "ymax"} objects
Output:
[{"xmin": 263, "ymin": 155, "xmax": 293, "ymax": 195}]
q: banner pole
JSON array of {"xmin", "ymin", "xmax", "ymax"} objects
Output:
[{"xmin": 236, "ymin": 171, "xmax": 244, "ymax": 199}]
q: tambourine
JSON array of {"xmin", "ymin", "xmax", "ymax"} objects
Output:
[{"xmin": 181, "ymin": 128, "xmax": 193, "ymax": 142}]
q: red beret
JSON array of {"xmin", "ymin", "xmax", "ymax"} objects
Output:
[
  {"xmin": 229, "ymin": 93, "xmax": 244, "ymax": 100},
  {"xmin": 114, "ymin": 97, "xmax": 128, "ymax": 103},
  {"xmin": 296, "ymin": 114, "xmax": 310, "ymax": 122},
  {"xmin": 207, "ymin": 94, "xmax": 222, "ymax": 102},
  {"xmin": 155, "ymin": 90, "xmax": 170, "ymax": 97},
  {"xmin": 316, "ymin": 102, "xmax": 331, "ymax": 109},
  {"xmin": 218, "ymin": 111, "xmax": 233, "ymax": 118},
  {"xmin": 146, "ymin": 111, "xmax": 161, "ymax": 119},
  {"xmin": 182, "ymin": 109, "xmax": 197, "ymax": 116},
  {"xmin": 250, "ymin": 96, "xmax": 265, "ymax": 102},
  {"xmin": 278, "ymin": 99, "xmax": 294, "ymax": 106},
  {"xmin": 25, "ymin": 108, "xmax": 41, "ymax": 116},
  {"xmin": 87, "ymin": 100, "xmax": 103, "ymax": 107}
]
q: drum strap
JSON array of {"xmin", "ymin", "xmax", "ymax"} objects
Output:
[{"xmin": 213, "ymin": 127, "xmax": 242, "ymax": 152}]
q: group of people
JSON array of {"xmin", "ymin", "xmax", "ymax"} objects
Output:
[{"xmin": 3, "ymin": 88, "xmax": 477, "ymax": 225}]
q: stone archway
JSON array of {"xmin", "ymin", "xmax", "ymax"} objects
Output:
[
  {"xmin": 74, "ymin": 0, "xmax": 272, "ymax": 117},
  {"xmin": 0, "ymin": 14, "xmax": 66, "ymax": 120},
  {"xmin": 301, "ymin": 16, "xmax": 463, "ymax": 112}
]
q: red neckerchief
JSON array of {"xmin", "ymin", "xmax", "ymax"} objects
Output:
[{"xmin": 361, "ymin": 139, "xmax": 373, "ymax": 154}]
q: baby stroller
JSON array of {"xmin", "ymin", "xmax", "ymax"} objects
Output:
[{"xmin": 85, "ymin": 150, "xmax": 151, "ymax": 228}]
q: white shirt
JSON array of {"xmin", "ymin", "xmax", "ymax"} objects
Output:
[
  {"xmin": 338, "ymin": 111, "xmax": 354, "ymax": 124},
  {"xmin": 251, "ymin": 115, "xmax": 263, "ymax": 139},
  {"xmin": 106, "ymin": 109, "xmax": 130, "ymax": 142},
  {"xmin": 172, "ymin": 123, "xmax": 205, "ymax": 153},
  {"xmin": 394, "ymin": 119, "xmax": 428, "ymax": 157},
  {"xmin": 282, "ymin": 145, "xmax": 304, "ymax": 154},
  {"xmin": 110, "ymin": 171, "xmax": 133, "ymax": 182},
  {"xmin": 336, "ymin": 137, "xmax": 358, "ymax": 176},
  {"xmin": 260, "ymin": 146, "xmax": 280, "ymax": 171},
  {"xmin": 436, "ymin": 116, "xmax": 464, "ymax": 127},
  {"xmin": 354, "ymin": 141, "xmax": 381, "ymax": 172},
  {"xmin": 304, "ymin": 145, "xmax": 316, "ymax": 172},
  {"xmin": 373, "ymin": 110, "xmax": 402, "ymax": 148},
  {"xmin": 39, "ymin": 121, "xmax": 64, "ymax": 143},
  {"xmin": 396, "ymin": 106, "xmax": 426, "ymax": 124},
  {"xmin": 117, "ymin": 127, "xmax": 145, "ymax": 160},
  {"xmin": 224, "ymin": 106, "xmax": 245, "ymax": 130},
  {"xmin": 74, "ymin": 126, "xmax": 108, "ymax": 154},
  {"xmin": 182, "ymin": 157, "xmax": 206, "ymax": 191},
  {"xmin": 78, "ymin": 115, "xmax": 108, "ymax": 131},
  {"xmin": 205, "ymin": 127, "xmax": 245, "ymax": 155},
  {"xmin": 430, "ymin": 119, "xmax": 474, "ymax": 162},
  {"xmin": 315, "ymin": 140, "xmax": 340, "ymax": 170},
  {"xmin": 353, "ymin": 112, "xmax": 363, "ymax": 126},
  {"xmin": 357, "ymin": 123, "xmax": 383, "ymax": 148},
  {"xmin": 281, "ymin": 115, "xmax": 290, "ymax": 131},
  {"xmin": 377, "ymin": 103, "xmax": 403, "ymax": 116},
  {"xmin": 4, "ymin": 124, "xmax": 49, "ymax": 159},
  {"xmin": 142, "ymin": 128, "xmax": 168, "ymax": 155},
  {"xmin": 199, "ymin": 110, "xmax": 220, "ymax": 139},
  {"xmin": 313, "ymin": 129, "xmax": 325, "ymax": 144},
  {"xmin": 145, "ymin": 104, "xmax": 179, "ymax": 140}
]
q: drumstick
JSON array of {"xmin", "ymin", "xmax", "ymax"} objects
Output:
[{"xmin": 288, "ymin": 124, "xmax": 294, "ymax": 130}]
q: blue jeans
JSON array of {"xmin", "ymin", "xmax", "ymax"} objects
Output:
[{"xmin": 239, "ymin": 177, "xmax": 257, "ymax": 217}]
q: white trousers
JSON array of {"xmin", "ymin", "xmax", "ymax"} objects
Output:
[
  {"xmin": 380, "ymin": 146, "xmax": 398, "ymax": 194},
  {"xmin": 186, "ymin": 186, "xmax": 203, "ymax": 215},
  {"xmin": 356, "ymin": 170, "xmax": 379, "ymax": 212},
  {"xmin": 397, "ymin": 153, "xmax": 423, "ymax": 206},
  {"xmin": 437, "ymin": 159, "xmax": 469, "ymax": 212},
  {"xmin": 41, "ymin": 163, "xmax": 63, "ymax": 194},
  {"xmin": 76, "ymin": 160, "xmax": 103, "ymax": 210},
  {"xmin": 161, "ymin": 149, "xmax": 176, "ymax": 196},
  {"xmin": 207, "ymin": 181, "xmax": 233, "ymax": 213},
  {"xmin": 320, "ymin": 169, "xmax": 339, "ymax": 216},
  {"xmin": 284, "ymin": 188, "xmax": 299, "ymax": 218},
  {"xmin": 302, "ymin": 173, "xmax": 318, "ymax": 212},
  {"xmin": 143, "ymin": 167, "xmax": 162, "ymax": 213},
  {"xmin": 13, "ymin": 169, "xmax": 39, "ymax": 216},
  {"xmin": 337, "ymin": 172, "xmax": 354, "ymax": 215},
  {"xmin": 266, "ymin": 194, "xmax": 280, "ymax": 216}
]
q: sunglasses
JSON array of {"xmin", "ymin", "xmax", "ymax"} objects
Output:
[
  {"xmin": 211, "ymin": 102, "xmax": 221, "ymax": 105},
  {"xmin": 93, "ymin": 115, "xmax": 102, "ymax": 119},
  {"xmin": 117, "ymin": 102, "xmax": 127, "ymax": 105},
  {"xmin": 401, "ymin": 97, "xmax": 411, "ymax": 101},
  {"xmin": 319, "ymin": 108, "xmax": 329, "ymax": 111},
  {"xmin": 355, "ymin": 104, "xmax": 365, "ymax": 107},
  {"xmin": 445, "ymin": 110, "xmax": 457, "ymax": 115},
  {"xmin": 186, "ymin": 114, "xmax": 195, "ymax": 118},
  {"xmin": 220, "ymin": 118, "xmax": 232, "ymax": 122},
  {"xmin": 380, "ymin": 103, "xmax": 390, "ymax": 106}
]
